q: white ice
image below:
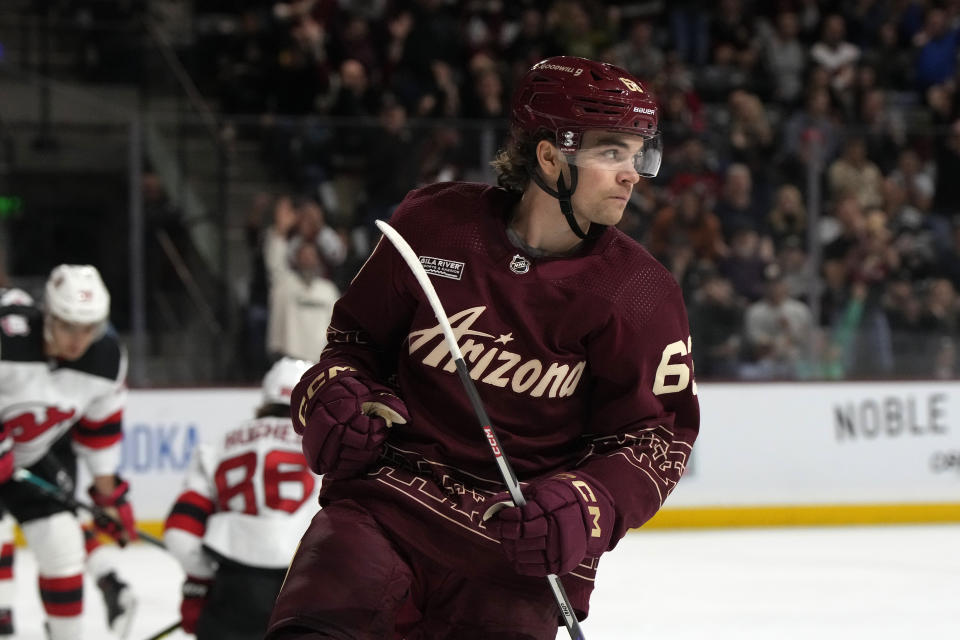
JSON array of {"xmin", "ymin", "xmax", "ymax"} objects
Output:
[{"xmin": 11, "ymin": 523, "xmax": 960, "ymax": 639}]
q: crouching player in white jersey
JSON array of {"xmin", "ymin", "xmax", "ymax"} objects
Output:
[
  {"xmin": 0, "ymin": 265, "xmax": 139, "ymax": 639},
  {"xmin": 164, "ymin": 357, "xmax": 321, "ymax": 640}
]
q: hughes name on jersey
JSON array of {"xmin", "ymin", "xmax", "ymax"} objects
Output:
[
  {"xmin": 0, "ymin": 292, "xmax": 127, "ymax": 477},
  {"xmin": 165, "ymin": 415, "xmax": 321, "ymax": 577}
]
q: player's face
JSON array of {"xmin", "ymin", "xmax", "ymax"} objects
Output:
[
  {"xmin": 47, "ymin": 316, "xmax": 100, "ymax": 360},
  {"xmin": 567, "ymin": 131, "xmax": 649, "ymax": 227}
]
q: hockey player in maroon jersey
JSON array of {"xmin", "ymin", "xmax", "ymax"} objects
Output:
[
  {"xmin": 267, "ymin": 55, "xmax": 700, "ymax": 640},
  {"xmin": 0, "ymin": 266, "xmax": 138, "ymax": 639},
  {"xmin": 164, "ymin": 357, "xmax": 320, "ymax": 640}
]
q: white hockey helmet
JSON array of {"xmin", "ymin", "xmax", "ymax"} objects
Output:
[
  {"xmin": 262, "ymin": 357, "xmax": 313, "ymax": 406},
  {"xmin": 44, "ymin": 264, "xmax": 111, "ymax": 325}
]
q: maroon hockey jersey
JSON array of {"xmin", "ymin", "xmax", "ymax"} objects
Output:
[{"xmin": 301, "ymin": 181, "xmax": 700, "ymax": 615}]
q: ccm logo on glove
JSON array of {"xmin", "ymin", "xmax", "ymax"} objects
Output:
[
  {"xmin": 298, "ymin": 364, "xmax": 360, "ymax": 427},
  {"xmin": 484, "ymin": 473, "xmax": 615, "ymax": 577},
  {"xmin": 292, "ymin": 365, "xmax": 410, "ymax": 479},
  {"xmin": 570, "ymin": 479, "xmax": 603, "ymax": 538}
]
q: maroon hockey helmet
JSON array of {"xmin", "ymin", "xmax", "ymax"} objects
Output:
[{"xmin": 511, "ymin": 56, "xmax": 661, "ymax": 177}]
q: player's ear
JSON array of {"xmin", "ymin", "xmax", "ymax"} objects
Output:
[{"xmin": 535, "ymin": 140, "xmax": 563, "ymax": 181}]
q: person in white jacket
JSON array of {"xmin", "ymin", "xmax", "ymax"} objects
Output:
[{"xmin": 264, "ymin": 197, "xmax": 344, "ymax": 362}]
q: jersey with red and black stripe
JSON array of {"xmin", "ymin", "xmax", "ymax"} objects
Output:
[
  {"xmin": 164, "ymin": 415, "xmax": 321, "ymax": 574},
  {"xmin": 0, "ymin": 294, "xmax": 127, "ymax": 476}
]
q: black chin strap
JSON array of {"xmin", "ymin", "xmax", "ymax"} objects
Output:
[{"xmin": 529, "ymin": 165, "xmax": 605, "ymax": 240}]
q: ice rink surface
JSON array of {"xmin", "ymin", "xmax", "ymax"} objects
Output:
[{"xmin": 11, "ymin": 523, "xmax": 960, "ymax": 639}]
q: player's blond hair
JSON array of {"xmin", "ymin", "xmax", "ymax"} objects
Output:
[{"xmin": 490, "ymin": 128, "xmax": 552, "ymax": 193}]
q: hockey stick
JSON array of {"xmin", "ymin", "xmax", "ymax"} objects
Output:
[
  {"xmin": 12, "ymin": 468, "xmax": 166, "ymax": 549},
  {"xmin": 141, "ymin": 620, "xmax": 181, "ymax": 640},
  {"xmin": 375, "ymin": 220, "xmax": 586, "ymax": 640}
]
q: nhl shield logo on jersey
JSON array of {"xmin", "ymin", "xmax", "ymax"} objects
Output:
[{"xmin": 509, "ymin": 255, "xmax": 530, "ymax": 274}]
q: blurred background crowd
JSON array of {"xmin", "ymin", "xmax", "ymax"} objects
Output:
[{"xmin": 1, "ymin": 0, "xmax": 959, "ymax": 385}]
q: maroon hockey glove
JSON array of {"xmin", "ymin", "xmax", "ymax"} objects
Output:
[
  {"xmin": 180, "ymin": 575, "xmax": 213, "ymax": 634},
  {"xmin": 88, "ymin": 477, "xmax": 138, "ymax": 544},
  {"xmin": 294, "ymin": 370, "xmax": 408, "ymax": 479},
  {"xmin": 485, "ymin": 473, "xmax": 616, "ymax": 577}
]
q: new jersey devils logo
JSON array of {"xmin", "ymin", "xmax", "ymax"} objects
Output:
[{"xmin": 2, "ymin": 404, "xmax": 76, "ymax": 442}]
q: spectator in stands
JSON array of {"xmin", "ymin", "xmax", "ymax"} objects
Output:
[
  {"xmin": 933, "ymin": 120, "xmax": 960, "ymax": 217},
  {"xmin": 865, "ymin": 20, "xmax": 915, "ymax": 90},
  {"xmin": 882, "ymin": 272, "xmax": 925, "ymax": 375},
  {"xmin": 212, "ymin": 9, "xmax": 274, "ymax": 115},
  {"xmin": 648, "ymin": 187, "xmax": 727, "ymax": 291},
  {"xmin": 656, "ymin": 82, "xmax": 706, "ymax": 149},
  {"xmin": 841, "ymin": 0, "xmax": 888, "ymax": 49},
  {"xmin": 810, "ymin": 14, "xmax": 860, "ymax": 98},
  {"xmin": 545, "ymin": 0, "xmax": 611, "ymax": 61},
  {"xmin": 616, "ymin": 179, "xmax": 662, "ymax": 246},
  {"xmin": 858, "ymin": 87, "xmax": 907, "ymax": 174},
  {"xmin": 780, "ymin": 87, "xmax": 841, "ymax": 183},
  {"xmin": 391, "ymin": 0, "xmax": 463, "ymax": 113},
  {"xmin": 884, "ymin": 178, "xmax": 938, "ymax": 281},
  {"xmin": 382, "ymin": 10, "xmax": 415, "ymax": 88},
  {"xmin": 461, "ymin": 65, "xmax": 506, "ymax": 121},
  {"xmin": 709, "ymin": 0, "xmax": 757, "ymax": 62},
  {"xmin": 688, "ymin": 270, "xmax": 744, "ymax": 378},
  {"xmin": 328, "ymin": 59, "xmax": 383, "ymax": 227},
  {"xmin": 663, "ymin": 135, "xmax": 721, "ymax": 202},
  {"xmin": 241, "ymin": 191, "xmax": 276, "ymax": 379},
  {"xmin": 359, "ymin": 100, "xmax": 420, "ymax": 253},
  {"xmin": 760, "ymin": 9, "xmax": 807, "ymax": 106},
  {"xmin": 718, "ymin": 225, "xmax": 773, "ymax": 303},
  {"xmin": 725, "ymin": 90, "xmax": 775, "ymax": 192},
  {"xmin": 272, "ymin": 14, "xmax": 329, "ymax": 114},
  {"xmin": 828, "ymin": 135, "xmax": 884, "ymax": 210},
  {"xmin": 925, "ymin": 84, "xmax": 958, "ymax": 128},
  {"xmin": 848, "ymin": 209, "xmax": 900, "ymax": 295},
  {"xmin": 503, "ymin": 8, "xmax": 549, "ymax": 74},
  {"xmin": 918, "ymin": 278, "xmax": 959, "ymax": 351},
  {"xmin": 698, "ymin": 40, "xmax": 758, "ymax": 102},
  {"xmin": 327, "ymin": 14, "xmax": 380, "ymax": 78},
  {"xmin": 609, "ymin": 19, "xmax": 665, "ymax": 82},
  {"xmin": 669, "ymin": 0, "xmax": 711, "ymax": 65},
  {"xmin": 414, "ymin": 60, "xmax": 462, "ymax": 118},
  {"xmin": 714, "ymin": 163, "xmax": 766, "ymax": 241},
  {"xmin": 264, "ymin": 197, "xmax": 343, "ymax": 362},
  {"xmin": 764, "ymin": 184, "xmax": 807, "ymax": 251},
  {"xmin": 822, "ymin": 195, "xmax": 865, "ymax": 264},
  {"xmin": 888, "ymin": 148, "xmax": 935, "ymax": 214},
  {"xmin": 912, "ymin": 7, "xmax": 960, "ymax": 92},
  {"xmin": 936, "ymin": 217, "xmax": 960, "ymax": 291},
  {"xmin": 837, "ymin": 208, "xmax": 898, "ymax": 377},
  {"xmin": 741, "ymin": 264, "xmax": 814, "ymax": 380},
  {"xmin": 777, "ymin": 234, "xmax": 817, "ymax": 303}
]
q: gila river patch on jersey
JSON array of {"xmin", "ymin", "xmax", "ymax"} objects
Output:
[{"xmin": 419, "ymin": 256, "xmax": 465, "ymax": 280}]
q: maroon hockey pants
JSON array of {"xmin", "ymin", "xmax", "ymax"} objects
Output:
[{"xmin": 265, "ymin": 500, "xmax": 560, "ymax": 640}]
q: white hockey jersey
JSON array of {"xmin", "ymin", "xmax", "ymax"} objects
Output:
[
  {"xmin": 0, "ymin": 292, "xmax": 127, "ymax": 477},
  {"xmin": 164, "ymin": 415, "xmax": 321, "ymax": 575}
]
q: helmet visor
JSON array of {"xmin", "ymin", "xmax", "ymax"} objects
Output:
[{"xmin": 563, "ymin": 131, "xmax": 662, "ymax": 178}]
